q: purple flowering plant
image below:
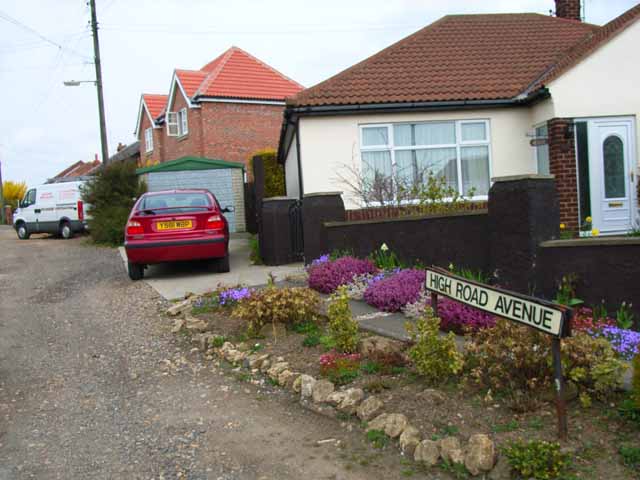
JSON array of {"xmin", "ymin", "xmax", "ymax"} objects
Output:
[
  {"xmin": 363, "ymin": 269, "xmax": 426, "ymax": 312},
  {"xmin": 308, "ymin": 256, "xmax": 377, "ymax": 294},
  {"xmin": 219, "ymin": 287, "xmax": 253, "ymax": 306},
  {"xmin": 590, "ymin": 326, "xmax": 640, "ymax": 361}
]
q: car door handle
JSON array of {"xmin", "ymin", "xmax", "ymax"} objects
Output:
[{"xmin": 34, "ymin": 209, "xmax": 41, "ymax": 214}]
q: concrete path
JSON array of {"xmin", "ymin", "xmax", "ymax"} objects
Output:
[{"xmin": 119, "ymin": 237, "xmax": 304, "ymax": 300}]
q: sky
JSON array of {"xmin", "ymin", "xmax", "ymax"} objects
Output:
[{"xmin": 0, "ymin": 0, "xmax": 637, "ymax": 187}]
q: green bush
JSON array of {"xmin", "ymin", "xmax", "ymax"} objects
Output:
[
  {"xmin": 405, "ymin": 307, "xmax": 463, "ymax": 384},
  {"xmin": 250, "ymin": 149, "xmax": 284, "ymax": 198},
  {"xmin": 633, "ymin": 353, "xmax": 640, "ymax": 409},
  {"xmin": 504, "ymin": 440, "xmax": 571, "ymax": 480},
  {"xmin": 249, "ymin": 234, "xmax": 263, "ymax": 265},
  {"xmin": 465, "ymin": 319, "xmax": 627, "ymax": 405},
  {"xmin": 81, "ymin": 161, "xmax": 146, "ymax": 245},
  {"xmin": 232, "ymin": 286, "xmax": 319, "ymax": 336},
  {"xmin": 327, "ymin": 286, "xmax": 360, "ymax": 353},
  {"xmin": 366, "ymin": 429, "xmax": 390, "ymax": 449},
  {"xmin": 619, "ymin": 444, "xmax": 640, "ymax": 472}
]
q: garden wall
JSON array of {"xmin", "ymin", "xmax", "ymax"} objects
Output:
[{"xmin": 324, "ymin": 211, "xmax": 490, "ymax": 272}]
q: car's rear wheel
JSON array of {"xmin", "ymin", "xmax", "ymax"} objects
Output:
[
  {"xmin": 128, "ymin": 262, "xmax": 144, "ymax": 281},
  {"xmin": 16, "ymin": 222, "xmax": 30, "ymax": 240},
  {"xmin": 60, "ymin": 221, "xmax": 73, "ymax": 239},
  {"xmin": 211, "ymin": 253, "xmax": 230, "ymax": 273}
]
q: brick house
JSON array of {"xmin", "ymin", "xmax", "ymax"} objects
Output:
[
  {"xmin": 133, "ymin": 46, "xmax": 303, "ymax": 232},
  {"xmin": 134, "ymin": 46, "xmax": 303, "ymax": 170},
  {"xmin": 279, "ymin": 0, "xmax": 640, "ymax": 235}
]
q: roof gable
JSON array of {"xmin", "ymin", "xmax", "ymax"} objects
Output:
[
  {"xmin": 135, "ymin": 94, "xmax": 167, "ymax": 137},
  {"xmin": 289, "ymin": 13, "xmax": 598, "ymax": 107}
]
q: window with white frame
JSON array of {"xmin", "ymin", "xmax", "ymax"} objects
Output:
[
  {"xmin": 534, "ymin": 124, "xmax": 550, "ymax": 175},
  {"xmin": 359, "ymin": 120, "xmax": 491, "ymax": 203},
  {"xmin": 166, "ymin": 108, "xmax": 189, "ymax": 137},
  {"xmin": 144, "ymin": 127, "xmax": 153, "ymax": 153}
]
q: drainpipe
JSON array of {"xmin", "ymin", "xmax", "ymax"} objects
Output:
[{"xmin": 295, "ymin": 118, "xmax": 304, "ymax": 200}]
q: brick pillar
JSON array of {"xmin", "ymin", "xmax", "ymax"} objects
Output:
[{"xmin": 548, "ymin": 118, "xmax": 579, "ymax": 232}]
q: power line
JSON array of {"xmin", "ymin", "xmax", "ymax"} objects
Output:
[{"xmin": 0, "ymin": 9, "xmax": 92, "ymax": 60}]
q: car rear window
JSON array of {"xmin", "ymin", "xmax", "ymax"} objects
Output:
[{"xmin": 138, "ymin": 192, "xmax": 212, "ymax": 214}]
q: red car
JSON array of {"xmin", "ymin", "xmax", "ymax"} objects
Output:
[{"xmin": 124, "ymin": 189, "xmax": 231, "ymax": 280}]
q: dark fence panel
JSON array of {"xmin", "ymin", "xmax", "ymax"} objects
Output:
[
  {"xmin": 538, "ymin": 238, "xmax": 640, "ymax": 324},
  {"xmin": 261, "ymin": 198, "xmax": 299, "ymax": 265},
  {"xmin": 244, "ymin": 182, "xmax": 258, "ymax": 234},
  {"xmin": 324, "ymin": 211, "xmax": 490, "ymax": 271},
  {"xmin": 302, "ymin": 192, "xmax": 345, "ymax": 264}
]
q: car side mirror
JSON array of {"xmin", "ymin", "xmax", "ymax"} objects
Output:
[{"xmin": 221, "ymin": 206, "xmax": 235, "ymax": 213}]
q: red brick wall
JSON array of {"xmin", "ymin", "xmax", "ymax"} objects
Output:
[
  {"xmin": 139, "ymin": 113, "xmax": 164, "ymax": 167},
  {"xmin": 555, "ymin": 0, "xmax": 581, "ymax": 21},
  {"xmin": 163, "ymin": 91, "xmax": 204, "ymax": 161},
  {"xmin": 345, "ymin": 202, "xmax": 488, "ymax": 221},
  {"xmin": 548, "ymin": 118, "xmax": 579, "ymax": 231},
  {"xmin": 201, "ymin": 102, "xmax": 284, "ymax": 171}
]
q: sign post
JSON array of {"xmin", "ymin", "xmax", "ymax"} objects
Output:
[{"xmin": 425, "ymin": 267, "xmax": 571, "ymax": 440}]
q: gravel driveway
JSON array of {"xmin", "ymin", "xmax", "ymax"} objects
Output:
[{"xmin": 0, "ymin": 227, "xmax": 417, "ymax": 480}]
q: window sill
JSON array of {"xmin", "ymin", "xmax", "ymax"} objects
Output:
[
  {"xmin": 145, "ymin": 150, "xmax": 153, "ymax": 156},
  {"xmin": 177, "ymin": 134, "xmax": 189, "ymax": 142}
]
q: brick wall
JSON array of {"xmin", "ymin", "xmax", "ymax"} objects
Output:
[
  {"xmin": 555, "ymin": 0, "xmax": 581, "ymax": 21},
  {"xmin": 201, "ymin": 102, "xmax": 284, "ymax": 172},
  {"xmin": 548, "ymin": 118, "xmax": 579, "ymax": 231},
  {"xmin": 163, "ymin": 91, "xmax": 205, "ymax": 161},
  {"xmin": 139, "ymin": 113, "xmax": 164, "ymax": 167},
  {"xmin": 345, "ymin": 201, "xmax": 488, "ymax": 222}
]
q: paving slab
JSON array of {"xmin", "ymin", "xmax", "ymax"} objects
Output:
[{"xmin": 119, "ymin": 237, "xmax": 304, "ymax": 300}]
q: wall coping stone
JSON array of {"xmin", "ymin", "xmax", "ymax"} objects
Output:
[
  {"xmin": 491, "ymin": 174, "xmax": 555, "ymax": 182},
  {"xmin": 263, "ymin": 196, "xmax": 297, "ymax": 202},
  {"xmin": 540, "ymin": 236, "xmax": 640, "ymax": 248},
  {"xmin": 325, "ymin": 209, "xmax": 488, "ymax": 228},
  {"xmin": 303, "ymin": 191, "xmax": 343, "ymax": 198}
]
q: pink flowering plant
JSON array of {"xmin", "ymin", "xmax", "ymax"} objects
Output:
[
  {"xmin": 319, "ymin": 352, "xmax": 362, "ymax": 385},
  {"xmin": 308, "ymin": 256, "xmax": 377, "ymax": 294},
  {"xmin": 364, "ymin": 269, "xmax": 425, "ymax": 312}
]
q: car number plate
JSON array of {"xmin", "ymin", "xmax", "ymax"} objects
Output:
[{"xmin": 157, "ymin": 220, "xmax": 192, "ymax": 231}]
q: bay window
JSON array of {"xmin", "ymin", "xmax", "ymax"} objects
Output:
[{"xmin": 360, "ymin": 119, "xmax": 491, "ymax": 203}]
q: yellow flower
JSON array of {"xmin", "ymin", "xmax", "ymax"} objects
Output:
[
  {"xmin": 592, "ymin": 228, "xmax": 600, "ymax": 236},
  {"xmin": 586, "ymin": 216, "xmax": 592, "ymax": 223},
  {"xmin": 560, "ymin": 223, "xmax": 566, "ymax": 230}
]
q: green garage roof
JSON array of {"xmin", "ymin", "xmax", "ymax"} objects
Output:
[{"xmin": 136, "ymin": 156, "xmax": 245, "ymax": 174}]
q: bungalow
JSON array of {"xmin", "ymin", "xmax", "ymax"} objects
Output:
[{"xmin": 279, "ymin": 0, "xmax": 640, "ymax": 235}]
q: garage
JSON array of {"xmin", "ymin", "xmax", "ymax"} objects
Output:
[{"xmin": 137, "ymin": 156, "xmax": 246, "ymax": 232}]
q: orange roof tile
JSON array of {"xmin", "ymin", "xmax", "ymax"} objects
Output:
[
  {"xmin": 289, "ymin": 13, "xmax": 601, "ymax": 107},
  {"xmin": 142, "ymin": 94, "xmax": 168, "ymax": 119},
  {"xmin": 175, "ymin": 70, "xmax": 208, "ymax": 98}
]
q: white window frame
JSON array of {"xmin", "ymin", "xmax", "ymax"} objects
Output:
[
  {"xmin": 144, "ymin": 127, "xmax": 154, "ymax": 153},
  {"xmin": 359, "ymin": 119, "xmax": 492, "ymax": 204},
  {"xmin": 166, "ymin": 112, "xmax": 179, "ymax": 137},
  {"xmin": 179, "ymin": 108, "xmax": 188, "ymax": 136}
]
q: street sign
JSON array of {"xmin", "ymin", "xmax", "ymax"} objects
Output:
[
  {"xmin": 425, "ymin": 268, "xmax": 567, "ymax": 337},
  {"xmin": 425, "ymin": 266, "xmax": 572, "ymax": 440}
]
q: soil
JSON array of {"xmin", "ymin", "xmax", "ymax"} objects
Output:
[{"xmin": 194, "ymin": 302, "xmax": 640, "ymax": 480}]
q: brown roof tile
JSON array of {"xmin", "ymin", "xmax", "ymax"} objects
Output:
[{"xmin": 289, "ymin": 13, "xmax": 599, "ymax": 107}]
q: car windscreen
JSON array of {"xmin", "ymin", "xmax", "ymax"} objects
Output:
[{"xmin": 138, "ymin": 192, "xmax": 212, "ymax": 214}]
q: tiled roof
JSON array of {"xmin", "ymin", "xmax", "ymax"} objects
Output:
[
  {"xmin": 534, "ymin": 3, "xmax": 640, "ymax": 88},
  {"xmin": 194, "ymin": 47, "xmax": 303, "ymax": 100},
  {"xmin": 53, "ymin": 160, "xmax": 101, "ymax": 179},
  {"xmin": 289, "ymin": 13, "xmax": 601, "ymax": 107},
  {"xmin": 142, "ymin": 94, "xmax": 168, "ymax": 119},
  {"xmin": 175, "ymin": 70, "xmax": 208, "ymax": 98}
]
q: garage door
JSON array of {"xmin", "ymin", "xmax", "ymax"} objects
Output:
[{"xmin": 147, "ymin": 169, "xmax": 240, "ymax": 232}]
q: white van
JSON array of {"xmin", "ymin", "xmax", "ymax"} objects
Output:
[{"xmin": 12, "ymin": 181, "xmax": 89, "ymax": 240}]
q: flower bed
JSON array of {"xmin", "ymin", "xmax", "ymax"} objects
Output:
[
  {"xmin": 308, "ymin": 256, "xmax": 377, "ymax": 294},
  {"xmin": 363, "ymin": 269, "xmax": 425, "ymax": 312}
]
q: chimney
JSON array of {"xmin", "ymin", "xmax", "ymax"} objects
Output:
[{"xmin": 555, "ymin": 0, "xmax": 582, "ymax": 21}]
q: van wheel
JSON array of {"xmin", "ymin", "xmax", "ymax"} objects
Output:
[
  {"xmin": 16, "ymin": 223, "xmax": 30, "ymax": 240},
  {"xmin": 60, "ymin": 222, "xmax": 73, "ymax": 239},
  {"xmin": 212, "ymin": 253, "xmax": 230, "ymax": 273},
  {"xmin": 128, "ymin": 262, "xmax": 144, "ymax": 281}
]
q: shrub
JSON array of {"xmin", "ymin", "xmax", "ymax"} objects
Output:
[
  {"xmin": 81, "ymin": 161, "xmax": 146, "ymax": 245},
  {"xmin": 365, "ymin": 350, "xmax": 407, "ymax": 375},
  {"xmin": 308, "ymin": 256, "xmax": 376, "ymax": 294},
  {"xmin": 319, "ymin": 352, "xmax": 361, "ymax": 385},
  {"xmin": 571, "ymin": 306, "xmax": 616, "ymax": 333},
  {"xmin": 633, "ymin": 354, "xmax": 640, "ymax": 409},
  {"xmin": 405, "ymin": 307, "xmax": 463, "ymax": 384},
  {"xmin": 364, "ymin": 269, "xmax": 425, "ymax": 312},
  {"xmin": 327, "ymin": 286, "xmax": 359, "ymax": 353},
  {"xmin": 503, "ymin": 440, "xmax": 571, "ymax": 480},
  {"xmin": 249, "ymin": 234, "xmax": 263, "ymax": 265},
  {"xmin": 3, "ymin": 180, "xmax": 27, "ymax": 209},
  {"xmin": 590, "ymin": 326, "xmax": 640, "ymax": 361},
  {"xmin": 465, "ymin": 319, "xmax": 628, "ymax": 404},
  {"xmin": 403, "ymin": 289, "xmax": 494, "ymax": 334},
  {"xmin": 250, "ymin": 149, "xmax": 284, "ymax": 198},
  {"xmin": 232, "ymin": 286, "xmax": 320, "ymax": 336},
  {"xmin": 619, "ymin": 444, "xmax": 640, "ymax": 472}
]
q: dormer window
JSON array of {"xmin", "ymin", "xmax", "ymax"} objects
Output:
[
  {"xmin": 144, "ymin": 127, "xmax": 154, "ymax": 153},
  {"xmin": 167, "ymin": 108, "xmax": 188, "ymax": 137}
]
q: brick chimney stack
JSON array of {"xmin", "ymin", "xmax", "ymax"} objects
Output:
[{"xmin": 555, "ymin": 0, "xmax": 582, "ymax": 21}]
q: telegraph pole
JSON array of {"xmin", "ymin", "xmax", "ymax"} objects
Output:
[{"xmin": 89, "ymin": 0, "xmax": 109, "ymax": 167}]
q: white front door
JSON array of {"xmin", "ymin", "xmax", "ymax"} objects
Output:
[{"xmin": 588, "ymin": 118, "xmax": 636, "ymax": 234}]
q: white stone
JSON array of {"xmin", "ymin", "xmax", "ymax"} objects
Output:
[
  {"xmin": 299, "ymin": 375, "xmax": 316, "ymax": 399},
  {"xmin": 464, "ymin": 434, "xmax": 496, "ymax": 476},
  {"xmin": 414, "ymin": 439, "xmax": 440, "ymax": 466},
  {"xmin": 312, "ymin": 380, "xmax": 335, "ymax": 403},
  {"xmin": 357, "ymin": 396, "xmax": 384, "ymax": 421},
  {"xmin": 399, "ymin": 425, "xmax": 421, "ymax": 456}
]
